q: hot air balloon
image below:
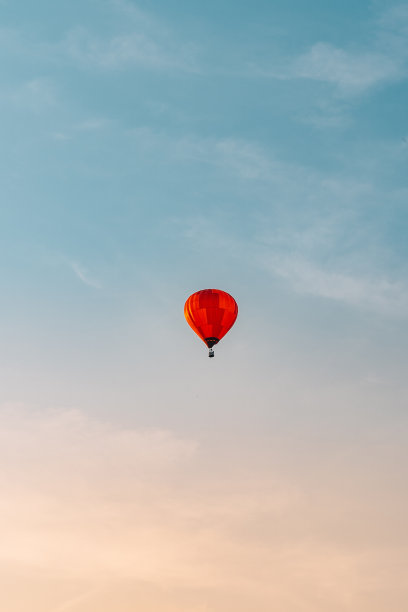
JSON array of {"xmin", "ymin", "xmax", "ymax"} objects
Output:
[{"xmin": 184, "ymin": 289, "xmax": 238, "ymax": 357}]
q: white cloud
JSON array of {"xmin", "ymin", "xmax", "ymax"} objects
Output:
[
  {"xmin": 377, "ymin": 4, "xmax": 408, "ymax": 56},
  {"xmin": 61, "ymin": 0, "xmax": 199, "ymax": 74},
  {"xmin": 293, "ymin": 42, "xmax": 400, "ymax": 95},
  {"xmin": 129, "ymin": 129, "xmax": 285, "ymax": 182},
  {"xmin": 0, "ymin": 78, "xmax": 57, "ymax": 112},
  {"xmin": 261, "ymin": 253, "xmax": 408, "ymax": 317},
  {"xmin": 247, "ymin": 3, "xmax": 408, "ymax": 129},
  {"xmin": 0, "ymin": 2, "xmax": 199, "ymax": 74},
  {"xmin": 62, "ymin": 26, "xmax": 194, "ymax": 71},
  {"xmin": 253, "ymin": 39, "xmax": 404, "ymax": 99}
]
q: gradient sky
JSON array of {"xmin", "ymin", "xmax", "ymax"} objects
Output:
[{"xmin": 1, "ymin": 1, "xmax": 408, "ymax": 610}]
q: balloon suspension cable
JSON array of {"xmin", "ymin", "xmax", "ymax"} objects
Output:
[{"xmin": 209, "ymin": 348, "xmax": 215, "ymax": 358}]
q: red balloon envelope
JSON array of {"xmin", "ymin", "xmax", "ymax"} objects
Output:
[{"xmin": 184, "ymin": 289, "xmax": 238, "ymax": 357}]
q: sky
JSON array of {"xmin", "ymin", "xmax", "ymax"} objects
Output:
[{"xmin": 1, "ymin": 0, "xmax": 408, "ymax": 610}]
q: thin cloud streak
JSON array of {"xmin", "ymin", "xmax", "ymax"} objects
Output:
[{"xmin": 69, "ymin": 261, "xmax": 102, "ymax": 289}]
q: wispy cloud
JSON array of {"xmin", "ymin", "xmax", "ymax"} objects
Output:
[
  {"xmin": 159, "ymin": 131, "xmax": 408, "ymax": 317},
  {"xmin": 0, "ymin": 78, "xmax": 57, "ymax": 112},
  {"xmin": 261, "ymin": 253, "xmax": 408, "ymax": 316},
  {"xmin": 62, "ymin": 25, "xmax": 197, "ymax": 72},
  {"xmin": 251, "ymin": 4, "xmax": 408, "ymax": 98},
  {"xmin": 181, "ymin": 209, "xmax": 408, "ymax": 318},
  {"xmin": 57, "ymin": 0, "xmax": 199, "ymax": 73},
  {"xmin": 377, "ymin": 4, "xmax": 408, "ymax": 56},
  {"xmin": 292, "ymin": 42, "xmax": 400, "ymax": 96},
  {"xmin": 74, "ymin": 117, "xmax": 109, "ymax": 131},
  {"xmin": 253, "ymin": 41, "xmax": 403, "ymax": 99},
  {"xmin": 0, "ymin": 0, "xmax": 199, "ymax": 74},
  {"xmin": 243, "ymin": 4, "xmax": 408, "ymax": 131},
  {"xmin": 69, "ymin": 261, "xmax": 102, "ymax": 289}
]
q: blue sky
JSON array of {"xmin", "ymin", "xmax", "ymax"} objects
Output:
[{"xmin": 1, "ymin": 1, "xmax": 408, "ymax": 610}]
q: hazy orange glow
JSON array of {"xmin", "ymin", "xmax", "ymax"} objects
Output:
[{"xmin": 1, "ymin": 404, "xmax": 407, "ymax": 611}]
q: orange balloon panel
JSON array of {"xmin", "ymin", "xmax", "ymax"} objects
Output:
[{"xmin": 184, "ymin": 289, "xmax": 238, "ymax": 348}]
